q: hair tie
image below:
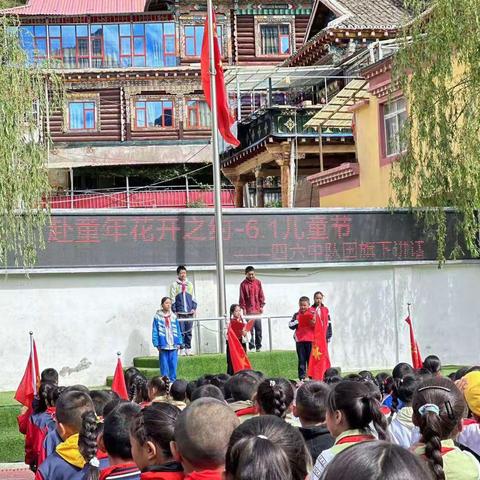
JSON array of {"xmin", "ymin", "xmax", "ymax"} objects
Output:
[
  {"xmin": 418, "ymin": 404, "xmax": 440, "ymax": 416},
  {"xmin": 89, "ymin": 457, "xmax": 100, "ymax": 468},
  {"xmin": 269, "ymin": 380, "xmax": 276, "ymax": 388},
  {"xmin": 96, "ymin": 415, "xmax": 104, "ymax": 424},
  {"xmin": 257, "ymin": 435, "xmax": 268, "ymax": 440},
  {"xmin": 418, "ymin": 386, "xmax": 451, "ymax": 393},
  {"xmin": 445, "ymin": 400, "xmax": 455, "ymax": 420}
]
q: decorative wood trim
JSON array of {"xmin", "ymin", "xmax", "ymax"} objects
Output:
[
  {"xmin": 63, "ymin": 92, "xmax": 101, "ymax": 133},
  {"xmin": 307, "ymin": 162, "xmax": 359, "ymax": 187}
]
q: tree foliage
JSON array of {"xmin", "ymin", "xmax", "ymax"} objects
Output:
[
  {"xmin": 392, "ymin": 0, "xmax": 480, "ymax": 260},
  {"xmin": 0, "ymin": 16, "xmax": 63, "ymax": 268}
]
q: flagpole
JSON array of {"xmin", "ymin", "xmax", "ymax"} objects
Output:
[{"xmin": 207, "ymin": 0, "xmax": 227, "ymax": 350}]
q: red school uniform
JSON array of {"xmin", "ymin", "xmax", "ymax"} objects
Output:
[
  {"xmin": 141, "ymin": 462, "xmax": 184, "ymax": 480},
  {"xmin": 289, "ymin": 307, "xmax": 316, "ymax": 342},
  {"xmin": 184, "ymin": 469, "xmax": 224, "ymax": 480}
]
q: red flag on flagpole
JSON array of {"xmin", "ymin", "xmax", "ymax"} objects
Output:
[
  {"xmin": 200, "ymin": 8, "xmax": 240, "ymax": 147},
  {"xmin": 405, "ymin": 316, "xmax": 423, "ymax": 369},
  {"xmin": 15, "ymin": 333, "xmax": 40, "ymax": 408},
  {"xmin": 307, "ymin": 307, "xmax": 331, "ymax": 380},
  {"xmin": 227, "ymin": 326, "xmax": 251, "ymax": 373},
  {"xmin": 111, "ymin": 354, "xmax": 128, "ymax": 400}
]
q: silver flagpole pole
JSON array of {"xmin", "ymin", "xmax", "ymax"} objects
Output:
[{"xmin": 207, "ymin": 0, "xmax": 227, "ymax": 352}]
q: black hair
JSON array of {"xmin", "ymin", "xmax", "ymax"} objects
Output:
[
  {"xmin": 324, "ymin": 367, "xmax": 340, "ymax": 379},
  {"xmin": 375, "ymin": 372, "xmax": 391, "ymax": 397},
  {"xmin": 226, "ymin": 371, "xmax": 262, "ymax": 402},
  {"xmin": 56, "ymin": 390, "xmax": 94, "ymax": 432},
  {"xmin": 412, "ymin": 377, "xmax": 466, "ymax": 480},
  {"xmin": 327, "ymin": 380, "xmax": 389, "ymax": 441},
  {"xmin": 397, "ymin": 375, "xmax": 420, "ymax": 405},
  {"xmin": 226, "ymin": 415, "xmax": 311, "ymax": 480},
  {"xmin": 40, "ymin": 368, "xmax": 59, "ymax": 385},
  {"xmin": 324, "ymin": 375, "xmax": 343, "ymax": 385},
  {"xmin": 148, "ymin": 376, "xmax": 170, "ymax": 399},
  {"xmin": 295, "ymin": 381, "xmax": 330, "ymax": 424},
  {"xmin": 176, "ymin": 265, "xmax": 187, "ymax": 274},
  {"xmin": 47, "ymin": 385, "xmax": 64, "ymax": 407},
  {"xmin": 78, "ymin": 410, "xmax": 100, "ymax": 480},
  {"xmin": 161, "ymin": 297, "xmax": 172, "ymax": 308},
  {"xmin": 423, "ymin": 355, "xmax": 442, "ymax": 375},
  {"xmin": 103, "ymin": 397, "xmax": 125, "ymax": 419},
  {"xmin": 211, "ymin": 374, "xmax": 231, "ymax": 397},
  {"xmin": 358, "ymin": 371, "xmax": 376, "ymax": 383},
  {"xmin": 170, "ymin": 380, "xmax": 188, "ymax": 402},
  {"xmin": 89, "ymin": 390, "xmax": 116, "ymax": 417},
  {"xmin": 390, "ymin": 363, "xmax": 415, "ymax": 414},
  {"xmin": 124, "ymin": 367, "xmax": 141, "ymax": 395},
  {"xmin": 103, "ymin": 402, "xmax": 141, "ymax": 460},
  {"xmin": 230, "ymin": 304, "xmax": 240, "ymax": 317},
  {"xmin": 322, "ymin": 441, "xmax": 434, "ymax": 480},
  {"xmin": 256, "ymin": 378, "xmax": 294, "ymax": 419},
  {"xmin": 191, "ymin": 385, "xmax": 225, "ymax": 402},
  {"xmin": 130, "ymin": 402, "xmax": 181, "ymax": 462},
  {"xmin": 453, "ymin": 366, "xmax": 470, "ymax": 381},
  {"xmin": 129, "ymin": 373, "xmax": 149, "ymax": 404},
  {"xmin": 344, "ymin": 373, "xmax": 362, "ymax": 381},
  {"xmin": 313, "ymin": 291, "xmax": 324, "ymax": 305},
  {"xmin": 186, "ymin": 380, "xmax": 198, "ymax": 402},
  {"xmin": 245, "ymin": 266, "xmax": 255, "ymax": 274},
  {"xmin": 62, "ymin": 385, "xmax": 90, "ymax": 394},
  {"xmin": 417, "ymin": 368, "xmax": 433, "ymax": 379},
  {"xmin": 33, "ymin": 382, "xmax": 57, "ymax": 414},
  {"xmin": 298, "ymin": 296, "xmax": 310, "ymax": 304}
]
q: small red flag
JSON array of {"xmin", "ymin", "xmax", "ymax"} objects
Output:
[
  {"xmin": 200, "ymin": 8, "xmax": 240, "ymax": 147},
  {"xmin": 307, "ymin": 306, "xmax": 331, "ymax": 380},
  {"xmin": 405, "ymin": 316, "xmax": 423, "ymax": 369},
  {"xmin": 15, "ymin": 336, "xmax": 40, "ymax": 408},
  {"xmin": 227, "ymin": 326, "xmax": 251, "ymax": 373},
  {"xmin": 111, "ymin": 356, "xmax": 128, "ymax": 400},
  {"xmin": 245, "ymin": 319, "xmax": 255, "ymax": 332}
]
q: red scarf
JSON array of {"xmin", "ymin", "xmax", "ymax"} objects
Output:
[
  {"xmin": 100, "ymin": 462, "xmax": 140, "ymax": 480},
  {"xmin": 235, "ymin": 406, "xmax": 258, "ymax": 417},
  {"xmin": 336, "ymin": 434, "xmax": 375, "ymax": 445},
  {"xmin": 185, "ymin": 470, "xmax": 223, "ymax": 480},
  {"xmin": 165, "ymin": 315, "xmax": 171, "ymax": 328},
  {"xmin": 97, "ymin": 448, "xmax": 108, "ymax": 460}
]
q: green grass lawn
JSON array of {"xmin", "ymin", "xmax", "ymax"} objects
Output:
[{"xmin": 0, "ymin": 352, "xmax": 465, "ymax": 464}]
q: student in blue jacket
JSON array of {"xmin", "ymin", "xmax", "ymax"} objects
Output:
[{"xmin": 152, "ymin": 297, "xmax": 183, "ymax": 382}]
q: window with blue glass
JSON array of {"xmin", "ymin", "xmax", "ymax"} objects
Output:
[
  {"xmin": 135, "ymin": 100, "xmax": 174, "ymax": 128},
  {"xmin": 184, "ymin": 25, "xmax": 222, "ymax": 57},
  {"xmin": 68, "ymin": 102, "xmax": 96, "ymax": 130},
  {"xmin": 19, "ymin": 25, "xmax": 47, "ymax": 63}
]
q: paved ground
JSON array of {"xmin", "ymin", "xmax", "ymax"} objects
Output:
[{"xmin": 0, "ymin": 464, "xmax": 34, "ymax": 480}]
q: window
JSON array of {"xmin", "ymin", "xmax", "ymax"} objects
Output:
[
  {"xmin": 68, "ymin": 102, "xmax": 96, "ymax": 130},
  {"xmin": 135, "ymin": 100, "xmax": 174, "ymax": 128},
  {"xmin": 383, "ymin": 97, "xmax": 407, "ymax": 157},
  {"xmin": 185, "ymin": 25, "xmax": 222, "ymax": 57},
  {"xmin": 90, "ymin": 25, "xmax": 104, "ymax": 68},
  {"xmin": 186, "ymin": 100, "xmax": 211, "ymax": 128},
  {"xmin": 260, "ymin": 24, "xmax": 290, "ymax": 55},
  {"xmin": 19, "ymin": 25, "xmax": 47, "ymax": 63}
]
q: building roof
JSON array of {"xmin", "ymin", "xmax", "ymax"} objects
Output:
[{"xmin": 0, "ymin": 0, "xmax": 149, "ymax": 15}]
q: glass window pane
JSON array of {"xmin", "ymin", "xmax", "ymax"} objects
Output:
[
  {"xmin": 84, "ymin": 102, "xmax": 95, "ymax": 110},
  {"xmin": 69, "ymin": 103, "xmax": 83, "ymax": 129},
  {"xmin": 133, "ymin": 23, "xmax": 145, "ymax": 35},
  {"xmin": 85, "ymin": 109, "xmax": 95, "ymax": 129},
  {"xmin": 164, "ymin": 101, "xmax": 173, "ymax": 109},
  {"xmin": 280, "ymin": 25, "xmax": 289, "ymax": 34},
  {"xmin": 137, "ymin": 101, "xmax": 145, "ymax": 108},
  {"xmin": 261, "ymin": 25, "xmax": 278, "ymax": 55},
  {"xmin": 20, "ymin": 27, "xmax": 34, "ymax": 62},
  {"xmin": 186, "ymin": 38, "xmax": 195, "ymax": 56},
  {"xmin": 121, "ymin": 37, "xmax": 131, "ymax": 54},
  {"xmin": 185, "ymin": 26, "xmax": 194, "ymax": 37},
  {"xmin": 133, "ymin": 56, "xmax": 145, "ymax": 67},
  {"xmin": 49, "ymin": 25, "xmax": 61, "ymax": 37},
  {"xmin": 78, "ymin": 38, "xmax": 89, "ymax": 56},
  {"xmin": 146, "ymin": 23, "xmax": 162, "ymax": 67},
  {"xmin": 119, "ymin": 24, "xmax": 131, "ymax": 36},
  {"xmin": 165, "ymin": 36, "xmax": 175, "ymax": 54},
  {"xmin": 385, "ymin": 117, "xmax": 398, "ymax": 156},
  {"xmin": 50, "ymin": 38, "xmax": 61, "ymax": 56},
  {"xmin": 195, "ymin": 26, "xmax": 203, "ymax": 55},
  {"xmin": 121, "ymin": 56, "xmax": 132, "ymax": 67},
  {"xmin": 164, "ymin": 23, "xmax": 175, "ymax": 34},
  {"xmin": 134, "ymin": 37, "xmax": 145, "ymax": 54},
  {"xmin": 35, "ymin": 39, "xmax": 47, "ymax": 56},
  {"xmin": 91, "ymin": 25, "xmax": 102, "ymax": 36},
  {"xmin": 34, "ymin": 25, "xmax": 46, "ymax": 36},
  {"xmin": 76, "ymin": 25, "xmax": 88, "ymax": 37},
  {"xmin": 104, "ymin": 24, "xmax": 119, "ymax": 67},
  {"xmin": 164, "ymin": 110, "xmax": 173, "ymax": 127},
  {"xmin": 280, "ymin": 36, "xmax": 290, "ymax": 54},
  {"xmin": 136, "ymin": 109, "xmax": 145, "ymax": 127}
]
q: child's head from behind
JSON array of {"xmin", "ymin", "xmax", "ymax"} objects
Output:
[
  {"xmin": 256, "ymin": 378, "xmax": 294, "ymax": 419},
  {"xmin": 422, "ymin": 355, "xmax": 442, "ymax": 376},
  {"xmin": 294, "ymin": 381, "xmax": 330, "ymax": 426},
  {"xmin": 173, "ymin": 398, "xmax": 239, "ymax": 472},
  {"xmin": 322, "ymin": 441, "xmax": 434, "ymax": 480},
  {"xmin": 34, "ymin": 382, "xmax": 57, "ymax": 414},
  {"xmin": 41, "ymin": 368, "xmax": 59, "ymax": 386},
  {"xmin": 148, "ymin": 376, "xmax": 170, "ymax": 401},
  {"xmin": 89, "ymin": 390, "xmax": 116, "ymax": 417},
  {"xmin": 130, "ymin": 402, "xmax": 181, "ymax": 470},
  {"xmin": 392, "ymin": 362, "xmax": 415, "ymax": 380},
  {"xmin": 191, "ymin": 385, "xmax": 225, "ymax": 402},
  {"xmin": 298, "ymin": 296, "xmax": 310, "ymax": 313},
  {"xmin": 170, "ymin": 379, "xmax": 188, "ymax": 403},
  {"xmin": 103, "ymin": 402, "xmax": 141, "ymax": 461},
  {"xmin": 412, "ymin": 377, "xmax": 466, "ymax": 480},
  {"xmin": 55, "ymin": 390, "xmax": 94, "ymax": 440},
  {"xmin": 226, "ymin": 415, "xmax": 311, "ymax": 480},
  {"xmin": 226, "ymin": 371, "xmax": 262, "ymax": 402},
  {"xmin": 326, "ymin": 380, "xmax": 388, "ymax": 440}
]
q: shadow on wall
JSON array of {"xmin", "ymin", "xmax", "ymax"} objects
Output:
[{"xmin": 124, "ymin": 328, "xmax": 151, "ymax": 365}]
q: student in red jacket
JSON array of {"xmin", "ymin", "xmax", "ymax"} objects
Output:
[
  {"xmin": 239, "ymin": 266, "xmax": 265, "ymax": 352},
  {"xmin": 289, "ymin": 296, "xmax": 316, "ymax": 380}
]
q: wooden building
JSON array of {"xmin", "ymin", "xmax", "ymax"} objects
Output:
[
  {"xmin": 220, "ymin": 0, "xmax": 411, "ymax": 207},
  {"xmin": 1, "ymin": 0, "xmax": 313, "ymax": 193}
]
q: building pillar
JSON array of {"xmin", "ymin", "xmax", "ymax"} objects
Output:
[
  {"xmin": 274, "ymin": 153, "xmax": 291, "ymax": 208},
  {"xmin": 232, "ymin": 177, "xmax": 246, "ymax": 208},
  {"xmin": 255, "ymin": 167, "xmax": 265, "ymax": 208}
]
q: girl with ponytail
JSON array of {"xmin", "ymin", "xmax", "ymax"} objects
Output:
[
  {"xmin": 148, "ymin": 376, "xmax": 171, "ymax": 404},
  {"xmin": 311, "ymin": 380, "xmax": 389, "ymax": 480},
  {"xmin": 412, "ymin": 377, "xmax": 480, "ymax": 480},
  {"xmin": 256, "ymin": 378, "xmax": 294, "ymax": 420},
  {"xmin": 225, "ymin": 415, "xmax": 311, "ymax": 480}
]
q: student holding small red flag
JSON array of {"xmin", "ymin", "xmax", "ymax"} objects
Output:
[
  {"xmin": 226, "ymin": 304, "xmax": 252, "ymax": 374},
  {"xmin": 307, "ymin": 295, "xmax": 331, "ymax": 381},
  {"xmin": 112, "ymin": 352, "xmax": 129, "ymax": 400},
  {"xmin": 15, "ymin": 332, "xmax": 40, "ymax": 410},
  {"xmin": 405, "ymin": 313, "xmax": 422, "ymax": 369}
]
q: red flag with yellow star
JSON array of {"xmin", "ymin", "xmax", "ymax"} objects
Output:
[
  {"xmin": 200, "ymin": 8, "xmax": 240, "ymax": 147},
  {"xmin": 405, "ymin": 316, "xmax": 423, "ymax": 369},
  {"xmin": 227, "ymin": 325, "xmax": 251, "ymax": 373},
  {"xmin": 307, "ymin": 306, "xmax": 331, "ymax": 380}
]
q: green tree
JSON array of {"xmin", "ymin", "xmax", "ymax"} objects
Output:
[
  {"xmin": 392, "ymin": 0, "xmax": 480, "ymax": 260},
  {"xmin": 0, "ymin": 16, "xmax": 63, "ymax": 268}
]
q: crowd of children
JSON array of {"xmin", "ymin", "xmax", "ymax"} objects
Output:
[{"xmin": 16, "ymin": 354, "xmax": 480, "ymax": 480}]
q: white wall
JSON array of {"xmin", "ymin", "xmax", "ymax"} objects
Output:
[{"xmin": 1, "ymin": 263, "xmax": 479, "ymax": 391}]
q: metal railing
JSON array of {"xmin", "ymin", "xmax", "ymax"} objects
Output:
[{"xmin": 175, "ymin": 314, "xmax": 292, "ymax": 355}]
